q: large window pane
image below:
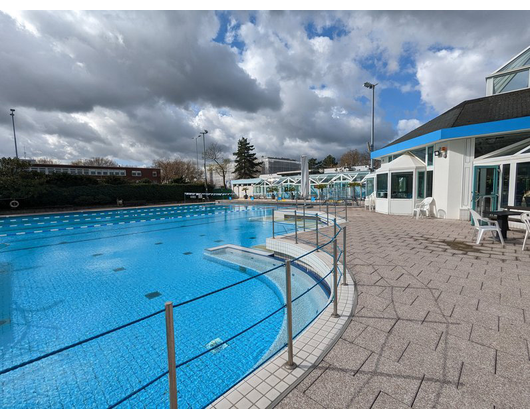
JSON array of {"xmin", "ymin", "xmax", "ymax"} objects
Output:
[
  {"xmin": 474, "ymin": 132, "xmax": 530, "ymax": 158},
  {"xmin": 493, "ymin": 69, "xmax": 529, "ymax": 94},
  {"xmin": 376, "ymin": 173, "xmax": 388, "ymax": 198},
  {"xmin": 411, "ymin": 148, "xmax": 426, "ymax": 163},
  {"xmin": 417, "ymin": 171, "xmax": 425, "ymax": 199},
  {"xmin": 427, "ymin": 147, "xmax": 434, "ymax": 166},
  {"xmin": 366, "ymin": 178, "xmax": 374, "ymax": 196},
  {"xmin": 391, "ymin": 172, "xmax": 413, "ymax": 199},
  {"xmin": 500, "ymin": 164, "xmax": 510, "ymax": 208},
  {"xmin": 515, "ymin": 162, "xmax": 530, "ymax": 207},
  {"xmin": 426, "ymin": 170, "xmax": 433, "ymax": 197}
]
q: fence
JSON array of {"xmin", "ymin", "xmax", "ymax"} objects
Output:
[{"xmin": 0, "ymin": 204, "xmax": 349, "ymax": 409}]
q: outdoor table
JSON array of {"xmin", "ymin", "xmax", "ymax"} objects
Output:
[{"xmin": 488, "ymin": 210, "xmax": 521, "ymax": 240}]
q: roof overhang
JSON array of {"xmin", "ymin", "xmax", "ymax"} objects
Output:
[{"xmin": 372, "ymin": 115, "xmax": 530, "ymax": 159}]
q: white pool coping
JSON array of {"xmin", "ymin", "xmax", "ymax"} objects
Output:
[{"xmin": 208, "ymin": 228, "xmax": 357, "ymax": 409}]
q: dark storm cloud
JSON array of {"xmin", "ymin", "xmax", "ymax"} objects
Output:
[{"xmin": 0, "ymin": 11, "xmax": 281, "ymax": 114}]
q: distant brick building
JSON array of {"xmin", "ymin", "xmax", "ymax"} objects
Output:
[{"xmin": 29, "ymin": 163, "xmax": 161, "ymax": 183}]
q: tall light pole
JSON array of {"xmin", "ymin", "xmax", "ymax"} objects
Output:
[
  {"xmin": 10, "ymin": 109, "xmax": 18, "ymax": 159},
  {"xmin": 200, "ymin": 130, "xmax": 208, "ymax": 195},
  {"xmin": 364, "ymin": 82, "xmax": 377, "ymax": 170}
]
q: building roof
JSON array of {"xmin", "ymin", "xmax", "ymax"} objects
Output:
[
  {"xmin": 385, "ymin": 89, "xmax": 530, "ymax": 149},
  {"xmin": 378, "ymin": 153, "xmax": 426, "ymax": 172}
]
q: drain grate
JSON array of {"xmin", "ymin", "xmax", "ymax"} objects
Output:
[
  {"xmin": 214, "ymin": 240, "xmax": 223, "ymax": 243},
  {"xmin": 155, "ymin": 242, "xmax": 163, "ymax": 245},
  {"xmin": 0, "ymin": 318, "xmax": 10, "ymax": 327},
  {"xmin": 113, "ymin": 267, "xmax": 125, "ymax": 272},
  {"xmin": 183, "ymin": 251, "xmax": 193, "ymax": 255},
  {"xmin": 249, "ymin": 236, "xmax": 256, "ymax": 239},
  {"xmin": 145, "ymin": 291, "xmax": 161, "ymax": 300},
  {"xmin": 92, "ymin": 253, "xmax": 103, "ymax": 257}
]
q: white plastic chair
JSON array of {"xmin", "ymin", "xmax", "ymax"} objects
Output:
[
  {"xmin": 521, "ymin": 213, "xmax": 530, "ymax": 251},
  {"xmin": 364, "ymin": 192, "xmax": 375, "ymax": 211},
  {"xmin": 412, "ymin": 197, "xmax": 434, "ymax": 219},
  {"xmin": 469, "ymin": 208, "xmax": 505, "ymax": 247}
]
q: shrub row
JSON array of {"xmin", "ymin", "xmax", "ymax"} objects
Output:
[{"xmin": 1, "ymin": 184, "xmax": 207, "ymax": 209}]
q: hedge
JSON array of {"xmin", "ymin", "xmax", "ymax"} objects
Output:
[{"xmin": 1, "ymin": 184, "xmax": 207, "ymax": 209}]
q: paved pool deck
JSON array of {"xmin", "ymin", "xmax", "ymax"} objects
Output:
[{"xmin": 276, "ymin": 208, "xmax": 530, "ymax": 409}]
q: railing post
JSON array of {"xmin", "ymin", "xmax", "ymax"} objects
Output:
[
  {"xmin": 334, "ymin": 200, "xmax": 337, "ymax": 220},
  {"xmin": 332, "ymin": 240, "xmax": 339, "ymax": 318},
  {"xmin": 345, "ymin": 198, "xmax": 348, "ymax": 221},
  {"xmin": 284, "ymin": 260, "xmax": 297, "ymax": 370},
  {"xmin": 272, "ymin": 209, "xmax": 275, "ymax": 238},
  {"xmin": 165, "ymin": 302, "xmax": 178, "ymax": 409},
  {"xmin": 334, "ymin": 218, "xmax": 337, "ymax": 237},
  {"xmin": 326, "ymin": 202, "xmax": 329, "ymax": 225},
  {"xmin": 294, "ymin": 210, "xmax": 298, "ymax": 244},
  {"xmin": 303, "ymin": 199, "xmax": 306, "ymax": 231},
  {"xmin": 342, "ymin": 226, "xmax": 347, "ymax": 286},
  {"xmin": 315, "ymin": 214, "xmax": 319, "ymax": 251}
]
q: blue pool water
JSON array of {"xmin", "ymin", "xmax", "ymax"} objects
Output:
[{"xmin": 0, "ymin": 204, "xmax": 328, "ymax": 408}]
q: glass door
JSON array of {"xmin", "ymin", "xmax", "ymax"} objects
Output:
[{"xmin": 472, "ymin": 166, "xmax": 500, "ymax": 215}]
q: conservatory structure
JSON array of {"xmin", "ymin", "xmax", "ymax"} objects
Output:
[{"xmin": 231, "ymin": 167, "xmax": 370, "ymax": 200}]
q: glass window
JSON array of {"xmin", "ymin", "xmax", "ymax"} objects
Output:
[
  {"xmin": 411, "ymin": 148, "xmax": 426, "ymax": 163},
  {"xmin": 515, "ymin": 162, "xmax": 530, "ymax": 207},
  {"xmin": 376, "ymin": 173, "xmax": 388, "ymax": 198},
  {"xmin": 493, "ymin": 69, "xmax": 529, "ymax": 94},
  {"xmin": 426, "ymin": 170, "xmax": 433, "ymax": 197},
  {"xmin": 366, "ymin": 178, "xmax": 374, "ymax": 196},
  {"xmin": 498, "ymin": 48, "xmax": 530, "ymax": 72},
  {"xmin": 474, "ymin": 133, "xmax": 530, "ymax": 158},
  {"xmin": 501, "ymin": 164, "xmax": 510, "ymax": 208},
  {"xmin": 391, "ymin": 172, "xmax": 413, "ymax": 199},
  {"xmin": 417, "ymin": 171, "xmax": 425, "ymax": 199},
  {"xmin": 152, "ymin": 171, "xmax": 158, "ymax": 177},
  {"xmin": 427, "ymin": 147, "xmax": 434, "ymax": 166}
]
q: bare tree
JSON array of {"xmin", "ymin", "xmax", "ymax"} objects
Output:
[
  {"xmin": 35, "ymin": 157, "xmax": 56, "ymax": 164},
  {"xmin": 205, "ymin": 143, "xmax": 231, "ymax": 187},
  {"xmin": 152, "ymin": 158, "xmax": 202, "ymax": 184},
  {"xmin": 71, "ymin": 157, "xmax": 119, "ymax": 167},
  {"xmin": 339, "ymin": 149, "xmax": 371, "ymax": 167}
]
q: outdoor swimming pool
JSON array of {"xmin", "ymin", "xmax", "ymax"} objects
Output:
[{"xmin": 0, "ymin": 204, "xmax": 329, "ymax": 408}]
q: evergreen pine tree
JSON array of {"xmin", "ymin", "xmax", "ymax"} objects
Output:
[{"xmin": 233, "ymin": 137, "xmax": 262, "ymax": 179}]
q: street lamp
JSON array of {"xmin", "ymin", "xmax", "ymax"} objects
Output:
[
  {"xmin": 9, "ymin": 109, "xmax": 18, "ymax": 159},
  {"xmin": 364, "ymin": 82, "xmax": 377, "ymax": 170},
  {"xmin": 200, "ymin": 130, "xmax": 208, "ymax": 195}
]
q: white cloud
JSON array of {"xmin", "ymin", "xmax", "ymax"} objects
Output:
[
  {"xmin": 416, "ymin": 49, "xmax": 492, "ymax": 113},
  {"xmin": 397, "ymin": 119, "xmax": 421, "ymax": 138}
]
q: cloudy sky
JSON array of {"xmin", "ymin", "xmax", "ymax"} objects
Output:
[{"xmin": 1, "ymin": 9, "xmax": 530, "ymax": 166}]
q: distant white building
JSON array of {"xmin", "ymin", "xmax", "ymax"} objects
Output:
[
  {"xmin": 208, "ymin": 162, "xmax": 235, "ymax": 188},
  {"xmin": 260, "ymin": 157, "xmax": 301, "ymax": 174}
]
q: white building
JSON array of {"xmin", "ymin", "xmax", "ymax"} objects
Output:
[
  {"xmin": 370, "ymin": 46, "xmax": 530, "ymax": 220},
  {"xmin": 260, "ymin": 157, "xmax": 301, "ymax": 174}
]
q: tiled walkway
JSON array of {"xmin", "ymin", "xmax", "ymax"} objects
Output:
[{"xmin": 276, "ymin": 208, "xmax": 530, "ymax": 409}]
